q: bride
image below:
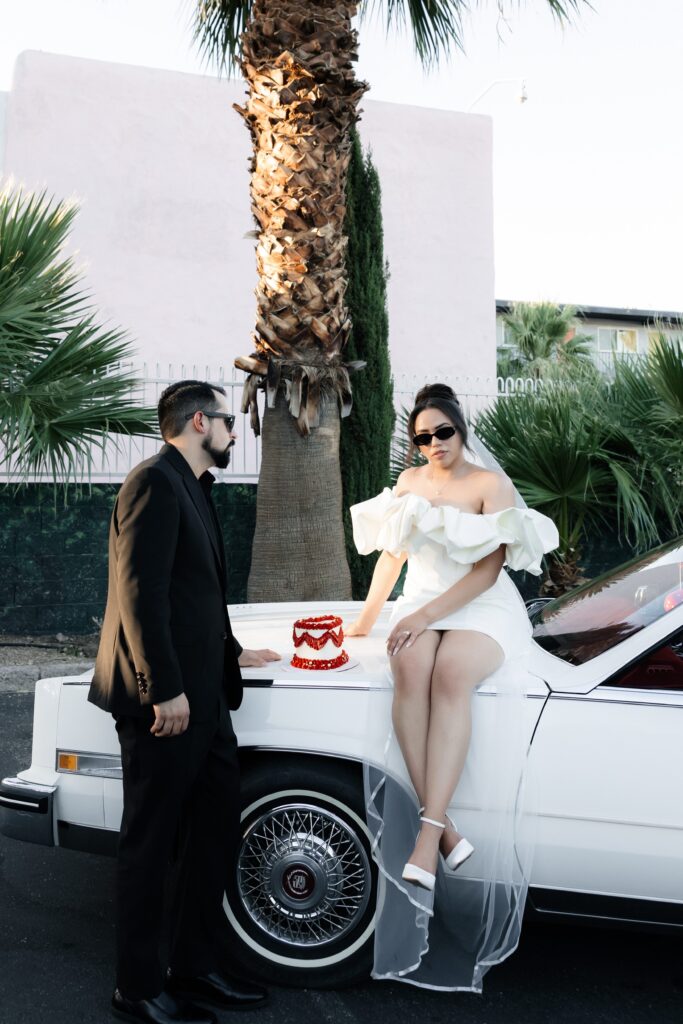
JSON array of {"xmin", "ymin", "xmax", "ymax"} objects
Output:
[{"xmin": 347, "ymin": 382, "xmax": 558, "ymax": 991}]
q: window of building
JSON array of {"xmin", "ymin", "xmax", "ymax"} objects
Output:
[
  {"xmin": 497, "ymin": 320, "xmax": 516, "ymax": 349},
  {"xmin": 619, "ymin": 328, "xmax": 638, "ymax": 353},
  {"xmin": 597, "ymin": 327, "xmax": 638, "ymax": 353},
  {"xmin": 579, "ymin": 326, "xmax": 598, "ymax": 349},
  {"xmin": 597, "ymin": 328, "xmax": 616, "ymax": 351}
]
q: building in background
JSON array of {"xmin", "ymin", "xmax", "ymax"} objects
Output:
[
  {"xmin": 496, "ymin": 300, "xmax": 682, "ymax": 375},
  {"xmin": 0, "ymin": 50, "xmax": 496, "ymax": 380},
  {"xmin": 0, "ymin": 51, "xmax": 499, "ymax": 630}
]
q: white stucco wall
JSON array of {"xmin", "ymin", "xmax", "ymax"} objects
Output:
[
  {"xmin": 2, "ymin": 51, "xmax": 495, "ymax": 379},
  {"xmin": 0, "ymin": 92, "xmax": 7, "ymax": 167}
]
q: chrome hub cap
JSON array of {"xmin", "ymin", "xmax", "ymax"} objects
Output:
[{"xmin": 238, "ymin": 803, "xmax": 371, "ymax": 947}]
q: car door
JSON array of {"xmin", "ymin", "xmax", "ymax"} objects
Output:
[{"xmin": 530, "ymin": 626, "xmax": 683, "ymax": 917}]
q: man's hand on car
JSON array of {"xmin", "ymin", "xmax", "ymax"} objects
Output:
[{"xmin": 238, "ymin": 648, "xmax": 281, "ymax": 668}]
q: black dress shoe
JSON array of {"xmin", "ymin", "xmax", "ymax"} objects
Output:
[
  {"xmin": 111, "ymin": 988, "xmax": 217, "ymax": 1024},
  {"xmin": 166, "ymin": 970, "xmax": 269, "ymax": 1011}
]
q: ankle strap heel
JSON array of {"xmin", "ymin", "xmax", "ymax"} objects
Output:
[{"xmin": 419, "ymin": 815, "xmax": 445, "ymax": 830}]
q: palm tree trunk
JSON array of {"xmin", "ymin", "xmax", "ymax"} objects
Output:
[
  {"xmin": 234, "ymin": 0, "xmax": 366, "ymax": 408},
  {"xmin": 247, "ymin": 390, "xmax": 352, "ymax": 600},
  {"xmin": 233, "ymin": 0, "xmax": 366, "ymax": 600}
]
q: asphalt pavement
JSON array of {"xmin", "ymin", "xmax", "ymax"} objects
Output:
[{"xmin": 1, "ymin": 689, "xmax": 682, "ymax": 1024}]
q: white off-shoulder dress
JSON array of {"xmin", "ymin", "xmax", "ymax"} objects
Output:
[
  {"xmin": 349, "ymin": 487, "xmax": 559, "ymax": 993},
  {"xmin": 351, "ymin": 487, "xmax": 559, "ymax": 657}
]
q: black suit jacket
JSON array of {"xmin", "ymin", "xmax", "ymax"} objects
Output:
[{"xmin": 89, "ymin": 445, "xmax": 243, "ymax": 720}]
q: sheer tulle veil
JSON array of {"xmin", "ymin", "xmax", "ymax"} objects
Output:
[
  {"xmin": 362, "ymin": 432, "xmax": 539, "ymax": 992},
  {"xmin": 467, "ymin": 432, "xmax": 527, "ymax": 508}
]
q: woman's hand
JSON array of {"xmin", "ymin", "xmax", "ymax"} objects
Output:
[
  {"xmin": 386, "ymin": 612, "xmax": 429, "ymax": 657},
  {"xmin": 345, "ymin": 620, "xmax": 370, "ymax": 637}
]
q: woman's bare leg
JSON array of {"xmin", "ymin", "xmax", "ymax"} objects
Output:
[
  {"xmin": 407, "ymin": 630, "xmax": 504, "ymax": 874},
  {"xmin": 389, "ymin": 630, "xmax": 441, "ymax": 805}
]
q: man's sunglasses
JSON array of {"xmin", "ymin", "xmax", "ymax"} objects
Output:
[
  {"xmin": 412, "ymin": 425, "xmax": 457, "ymax": 447},
  {"xmin": 185, "ymin": 411, "xmax": 236, "ymax": 431}
]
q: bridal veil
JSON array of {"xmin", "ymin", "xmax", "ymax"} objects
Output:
[{"xmin": 357, "ymin": 435, "xmax": 550, "ymax": 991}]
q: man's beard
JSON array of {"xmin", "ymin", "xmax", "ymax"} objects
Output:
[{"xmin": 202, "ymin": 436, "xmax": 234, "ymax": 470}]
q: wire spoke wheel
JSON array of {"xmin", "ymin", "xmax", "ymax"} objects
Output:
[{"xmin": 237, "ymin": 802, "xmax": 372, "ymax": 948}]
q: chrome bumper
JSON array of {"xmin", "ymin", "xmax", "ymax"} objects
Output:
[{"xmin": 0, "ymin": 776, "xmax": 56, "ymax": 846}]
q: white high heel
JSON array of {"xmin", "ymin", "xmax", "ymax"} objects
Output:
[
  {"xmin": 401, "ymin": 816, "xmax": 445, "ymax": 891},
  {"xmin": 418, "ymin": 807, "xmax": 475, "ymax": 872},
  {"xmin": 443, "ymin": 813, "xmax": 474, "ymax": 871}
]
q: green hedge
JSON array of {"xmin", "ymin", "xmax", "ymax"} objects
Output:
[
  {"xmin": 340, "ymin": 130, "xmax": 393, "ymax": 599},
  {"xmin": 0, "ymin": 483, "xmax": 256, "ymax": 634}
]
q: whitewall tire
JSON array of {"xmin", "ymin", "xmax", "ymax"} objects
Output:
[{"xmin": 224, "ymin": 756, "xmax": 376, "ymax": 988}]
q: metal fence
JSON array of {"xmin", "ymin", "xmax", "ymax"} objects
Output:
[{"xmin": 0, "ymin": 364, "xmax": 538, "ymax": 485}]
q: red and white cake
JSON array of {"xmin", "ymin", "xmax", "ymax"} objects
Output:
[{"xmin": 291, "ymin": 614, "xmax": 349, "ymax": 671}]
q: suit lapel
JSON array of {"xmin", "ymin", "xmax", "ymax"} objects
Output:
[
  {"xmin": 183, "ymin": 476, "xmax": 224, "ymax": 571},
  {"xmin": 161, "ymin": 445, "xmax": 224, "ymax": 582},
  {"xmin": 205, "ymin": 488, "xmax": 228, "ymax": 590}
]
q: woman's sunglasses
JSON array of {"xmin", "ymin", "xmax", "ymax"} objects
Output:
[{"xmin": 412, "ymin": 425, "xmax": 457, "ymax": 448}]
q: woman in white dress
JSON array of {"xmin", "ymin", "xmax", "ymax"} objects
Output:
[{"xmin": 348, "ymin": 383, "xmax": 558, "ymax": 991}]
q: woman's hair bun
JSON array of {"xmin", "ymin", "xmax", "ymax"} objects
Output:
[
  {"xmin": 414, "ymin": 382, "xmax": 459, "ymax": 406},
  {"xmin": 406, "ymin": 380, "xmax": 469, "ymax": 463}
]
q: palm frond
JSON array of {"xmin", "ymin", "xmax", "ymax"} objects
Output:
[
  {"xmin": 609, "ymin": 333, "xmax": 683, "ymax": 533},
  {"xmin": 191, "ymin": 0, "xmax": 252, "ymax": 72},
  {"xmin": 0, "ymin": 186, "xmax": 157, "ymax": 484},
  {"xmin": 533, "ymin": 0, "xmax": 585, "ymax": 21},
  {"xmin": 364, "ymin": 1, "xmax": 584, "ymax": 68},
  {"xmin": 644, "ymin": 334, "xmax": 683, "ymax": 417},
  {"xmin": 475, "ymin": 378, "xmax": 674, "ymax": 568},
  {"xmin": 0, "ymin": 187, "xmax": 82, "ymax": 355},
  {"xmin": 496, "ymin": 349, "xmax": 525, "ymax": 379},
  {"xmin": 390, "ymin": 404, "xmax": 423, "ymax": 482},
  {"xmin": 191, "ymin": 0, "xmax": 585, "ymax": 73},
  {"xmin": 362, "ymin": 0, "xmax": 466, "ymax": 67},
  {"xmin": 606, "ymin": 459, "xmax": 660, "ymax": 549},
  {"xmin": 500, "ymin": 301, "xmax": 596, "ymax": 379},
  {"xmin": 562, "ymin": 332, "xmax": 594, "ymax": 361}
]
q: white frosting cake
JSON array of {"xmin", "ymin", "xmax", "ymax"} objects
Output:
[{"xmin": 291, "ymin": 614, "xmax": 349, "ymax": 670}]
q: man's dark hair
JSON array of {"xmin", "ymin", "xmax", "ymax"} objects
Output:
[{"xmin": 158, "ymin": 380, "xmax": 227, "ymax": 440}]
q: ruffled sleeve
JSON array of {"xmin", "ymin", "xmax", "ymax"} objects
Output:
[
  {"xmin": 350, "ymin": 488, "xmax": 418, "ymax": 557},
  {"xmin": 440, "ymin": 505, "xmax": 559, "ymax": 576},
  {"xmin": 350, "ymin": 490, "xmax": 558, "ymax": 575}
]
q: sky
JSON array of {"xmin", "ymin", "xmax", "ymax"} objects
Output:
[{"xmin": 1, "ymin": 0, "xmax": 681, "ymax": 313}]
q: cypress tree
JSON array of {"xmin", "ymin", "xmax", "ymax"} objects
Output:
[{"xmin": 340, "ymin": 130, "xmax": 394, "ymax": 599}]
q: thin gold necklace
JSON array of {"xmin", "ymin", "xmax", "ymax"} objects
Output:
[
  {"xmin": 428, "ymin": 472, "xmax": 452, "ymax": 497},
  {"xmin": 429, "ymin": 459, "xmax": 467, "ymax": 497}
]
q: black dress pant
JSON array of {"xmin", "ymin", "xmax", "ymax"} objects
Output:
[{"xmin": 115, "ymin": 698, "xmax": 240, "ymax": 999}]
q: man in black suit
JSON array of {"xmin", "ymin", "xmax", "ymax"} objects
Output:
[{"xmin": 89, "ymin": 380, "xmax": 279, "ymax": 1024}]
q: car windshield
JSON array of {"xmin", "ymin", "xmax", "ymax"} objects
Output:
[{"xmin": 531, "ymin": 539, "xmax": 683, "ymax": 665}]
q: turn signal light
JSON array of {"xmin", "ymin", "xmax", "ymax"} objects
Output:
[{"xmin": 58, "ymin": 753, "xmax": 79, "ymax": 772}]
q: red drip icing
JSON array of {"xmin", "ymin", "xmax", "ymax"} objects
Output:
[{"xmin": 292, "ymin": 627, "xmax": 344, "ymax": 650}]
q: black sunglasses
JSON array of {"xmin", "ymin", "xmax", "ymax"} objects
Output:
[
  {"xmin": 412, "ymin": 425, "xmax": 457, "ymax": 447},
  {"xmin": 185, "ymin": 410, "xmax": 235, "ymax": 431}
]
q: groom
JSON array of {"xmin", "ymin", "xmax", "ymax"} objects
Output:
[{"xmin": 89, "ymin": 380, "xmax": 279, "ymax": 1024}]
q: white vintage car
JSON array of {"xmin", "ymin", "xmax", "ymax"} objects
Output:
[{"xmin": 2, "ymin": 540, "xmax": 683, "ymax": 987}]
